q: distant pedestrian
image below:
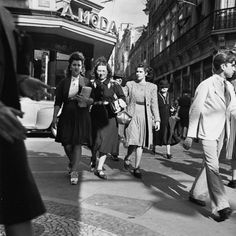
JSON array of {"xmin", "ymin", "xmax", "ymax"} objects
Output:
[
  {"xmin": 52, "ymin": 52, "xmax": 93, "ymax": 185},
  {"xmin": 153, "ymin": 79, "xmax": 180, "ymax": 159},
  {"xmin": 183, "ymin": 50, "xmax": 236, "ymax": 221},
  {"xmin": 177, "ymin": 90, "xmax": 191, "ymax": 139},
  {"xmin": 0, "ymin": 2, "xmax": 48, "ymax": 235},
  {"xmin": 90, "ymin": 57, "xmax": 126, "ymax": 179},
  {"xmin": 109, "ymin": 72, "xmax": 126, "ymax": 161},
  {"xmin": 123, "ymin": 64, "xmax": 160, "ymax": 178}
]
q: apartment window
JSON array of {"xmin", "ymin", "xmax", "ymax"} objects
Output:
[{"xmin": 221, "ymin": 0, "xmax": 235, "ymax": 8}]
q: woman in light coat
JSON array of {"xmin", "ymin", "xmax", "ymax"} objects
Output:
[{"xmin": 123, "ymin": 64, "xmax": 160, "ymax": 178}]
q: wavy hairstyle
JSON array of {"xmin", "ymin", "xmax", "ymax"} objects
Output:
[
  {"xmin": 66, "ymin": 51, "xmax": 85, "ymax": 77},
  {"xmin": 92, "ymin": 56, "xmax": 112, "ymax": 80}
]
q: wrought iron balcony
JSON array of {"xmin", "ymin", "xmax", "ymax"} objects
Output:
[{"xmin": 150, "ymin": 7, "xmax": 236, "ymax": 68}]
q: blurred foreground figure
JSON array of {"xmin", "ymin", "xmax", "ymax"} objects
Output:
[{"xmin": 0, "ymin": 3, "xmax": 49, "ymax": 235}]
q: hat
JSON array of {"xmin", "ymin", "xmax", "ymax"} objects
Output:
[
  {"xmin": 159, "ymin": 80, "xmax": 170, "ymax": 89},
  {"xmin": 113, "ymin": 73, "xmax": 124, "ymax": 80}
]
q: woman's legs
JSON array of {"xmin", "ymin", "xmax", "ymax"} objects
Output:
[
  {"xmin": 94, "ymin": 153, "xmax": 107, "ymax": 179},
  {"xmin": 135, "ymin": 146, "xmax": 143, "ymax": 169},
  {"xmin": 70, "ymin": 145, "xmax": 82, "ymax": 172},
  {"xmin": 69, "ymin": 145, "xmax": 82, "ymax": 185},
  {"xmin": 97, "ymin": 154, "xmax": 107, "ymax": 171},
  {"xmin": 63, "ymin": 144, "xmax": 72, "ymax": 169},
  {"xmin": 166, "ymin": 145, "xmax": 173, "ymax": 159},
  {"xmin": 5, "ymin": 221, "xmax": 33, "ymax": 236},
  {"xmin": 133, "ymin": 146, "xmax": 143, "ymax": 178},
  {"xmin": 166, "ymin": 145, "xmax": 171, "ymax": 155},
  {"xmin": 124, "ymin": 145, "xmax": 136, "ymax": 170},
  {"xmin": 125, "ymin": 145, "xmax": 136, "ymax": 161}
]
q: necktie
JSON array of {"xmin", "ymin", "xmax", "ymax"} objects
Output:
[{"xmin": 224, "ymin": 80, "xmax": 230, "ymax": 107}]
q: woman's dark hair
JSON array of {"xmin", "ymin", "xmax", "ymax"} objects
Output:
[
  {"xmin": 66, "ymin": 51, "xmax": 85, "ymax": 77},
  {"xmin": 213, "ymin": 50, "xmax": 236, "ymax": 73},
  {"xmin": 92, "ymin": 56, "xmax": 112, "ymax": 79},
  {"xmin": 136, "ymin": 63, "xmax": 149, "ymax": 73}
]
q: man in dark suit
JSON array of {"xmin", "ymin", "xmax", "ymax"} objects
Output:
[{"xmin": 0, "ymin": 2, "xmax": 50, "ymax": 235}]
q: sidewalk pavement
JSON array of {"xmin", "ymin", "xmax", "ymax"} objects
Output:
[{"xmin": 1, "ymin": 138, "xmax": 236, "ymax": 236}]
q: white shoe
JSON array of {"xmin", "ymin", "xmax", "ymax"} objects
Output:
[{"xmin": 70, "ymin": 171, "xmax": 79, "ymax": 185}]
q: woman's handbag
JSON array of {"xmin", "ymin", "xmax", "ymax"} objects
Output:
[
  {"xmin": 110, "ymin": 98, "xmax": 127, "ymax": 114},
  {"xmin": 116, "ymin": 111, "xmax": 132, "ymax": 125}
]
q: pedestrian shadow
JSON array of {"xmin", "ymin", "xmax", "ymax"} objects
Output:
[
  {"xmin": 155, "ymin": 158, "xmax": 202, "ymax": 178},
  {"xmin": 141, "ymin": 170, "xmax": 211, "ymax": 218}
]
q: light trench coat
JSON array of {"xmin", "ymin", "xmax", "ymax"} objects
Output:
[{"xmin": 123, "ymin": 81, "xmax": 160, "ymax": 148}]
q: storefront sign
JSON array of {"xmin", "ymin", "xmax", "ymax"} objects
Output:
[{"xmin": 60, "ymin": 2, "xmax": 118, "ymax": 35}]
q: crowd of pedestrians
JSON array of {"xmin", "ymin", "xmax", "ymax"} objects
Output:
[{"xmin": 1, "ymin": 3, "xmax": 236, "ymax": 235}]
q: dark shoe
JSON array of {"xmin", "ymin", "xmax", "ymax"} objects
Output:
[
  {"xmin": 110, "ymin": 155, "xmax": 119, "ymax": 161},
  {"xmin": 166, "ymin": 154, "xmax": 173, "ymax": 159},
  {"xmin": 218, "ymin": 207, "xmax": 232, "ymax": 221},
  {"xmin": 94, "ymin": 170, "xmax": 107, "ymax": 180},
  {"xmin": 227, "ymin": 180, "xmax": 236, "ymax": 188},
  {"xmin": 189, "ymin": 196, "xmax": 206, "ymax": 207},
  {"xmin": 124, "ymin": 158, "xmax": 133, "ymax": 171},
  {"xmin": 133, "ymin": 167, "xmax": 142, "ymax": 178}
]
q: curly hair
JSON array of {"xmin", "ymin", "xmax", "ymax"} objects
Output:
[
  {"xmin": 66, "ymin": 51, "xmax": 85, "ymax": 77},
  {"xmin": 92, "ymin": 56, "xmax": 112, "ymax": 79}
]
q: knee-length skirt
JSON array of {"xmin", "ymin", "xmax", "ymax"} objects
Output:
[
  {"xmin": 126, "ymin": 104, "xmax": 147, "ymax": 147},
  {"xmin": 56, "ymin": 101, "xmax": 92, "ymax": 147}
]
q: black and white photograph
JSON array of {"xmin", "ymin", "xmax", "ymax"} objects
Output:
[{"xmin": 1, "ymin": 0, "xmax": 236, "ymax": 235}]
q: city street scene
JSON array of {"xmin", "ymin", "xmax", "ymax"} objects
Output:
[{"xmin": 1, "ymin": 0, "xmax": 236, "ymax": 235}]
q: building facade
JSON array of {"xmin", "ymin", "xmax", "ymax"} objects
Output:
[
  {"xmin": 3, "ymin": 0, "xmax": 117, "ymax": 88},
  {"xmin": 146, "ymin": 0, "xmax": 236, "ymax": 98}
]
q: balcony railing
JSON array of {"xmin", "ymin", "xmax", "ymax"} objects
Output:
[
  {"xmin": 151, "ymin": 7, "xmax": 236, "ymax": 68},
  {"xmin": 214, "ymin": 7, "xmax": 236, "ymax": 30}
]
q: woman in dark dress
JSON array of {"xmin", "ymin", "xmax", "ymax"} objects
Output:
[
  {"xmin": 153, "ymin": 80, "xmax": 180, "ymax": 159},
  {"xmin": 90, "ymin": 57, "xmax": 126, "ymax": 179},
  {"xmin": 52, "ymin": 52, "xmax": 93, "ymax": 185},
  {"xmin": 177, "ymin": 90, "xmax": 191, "ymax": 139}
]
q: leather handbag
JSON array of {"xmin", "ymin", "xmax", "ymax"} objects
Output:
[{"xmin": 116, "ymin": 111, "xmax": 132, "ymax": 125}]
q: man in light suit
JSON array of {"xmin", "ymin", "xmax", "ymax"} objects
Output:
[{"xmin": 184, "ymin": 50, "xmax": 236, "ymax": 221}]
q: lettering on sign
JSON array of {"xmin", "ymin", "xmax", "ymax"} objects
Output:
[{"xmin": 60, "ymin": 2, "xmax": 118, "ymax": 35}]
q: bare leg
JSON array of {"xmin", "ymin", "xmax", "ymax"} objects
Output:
[
  {"xmin": 166, "ymin": 145, "xmax": 171, "ymax": 155},
  {"xmin": 5, "ymin": 221, "xmax": 33, "ymax": 236},
  {"xmin": 70, "ymin": 145, "xmax": 82, "ymax": 172},
  {"xmin": 97, "ymin": 154, "xmax": 107, "ymax": 171},
  {"xmin": 125, "ymin": 145, "xmax": 136, "ymax": 161},
  {"xmin": 135, "ymin": 146, "xmax": 143, "ymax": 168},
  {"xmin": 64, "ymin": 144, "xmax": 72, "ymax": 165}
]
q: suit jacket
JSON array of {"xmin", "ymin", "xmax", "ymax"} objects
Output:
[
  {"xmin": 188, "ymin": 74, "xmax": 236, "ymax": 141},
  {"xmin": 123, "ymin": 81, "xmax": 160, "ymax": 148},
  {"xmin": 54, "ymin": 75, "xmax": 91, "ymax": 107}
]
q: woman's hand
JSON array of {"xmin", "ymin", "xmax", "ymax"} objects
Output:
[
  {"xmin": 154, "ymin": 121, "xmax": 160, "ymax": 131},
  {"xmin": 18, "ymin": 75, "xmax": 51, "ymax": 100}
]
